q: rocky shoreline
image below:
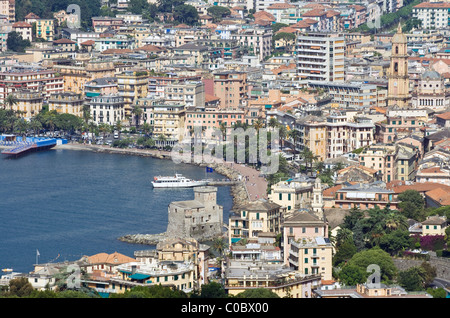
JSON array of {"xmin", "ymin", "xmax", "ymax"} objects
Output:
[{"xmin": 57, "ymin": 143, "xmax": 251, "ymax": 246}]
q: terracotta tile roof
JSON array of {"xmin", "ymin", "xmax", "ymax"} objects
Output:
[
  {"xmin": 12, "ymin": 21, "xmax": 32, "ymax": 28},
  {"xmin": 253, "ymin": 10, "xmax": 275, "ymax": 21},
  {"xmin": 87, "ymin": 252, "xmax": 136, "ymax": 265},
  {"xmin": 436, "ymin": 112, "xmax": 450, "ymax": 120},
  {"xmin": 53, "ymin": 38, "xmax": 76, "ymax": 44},
  {"xmin": 101, "ymin": 48, "xmax": 134, "ymax": 54},
  {"xmin": 302, "ymin": 9, "xmax": 327, "ymax": 17},
  {"xmin": 291, "ymin": 21, "xmax": 312, "ymax": 29},
  {"xmin": 205, "ymin": 94, "xmax": 220, "ymax": 102},
  {"xmin": 388, "ymin": 181, "xmax": 450, "ymax": 194},
  {"xmin": 326, "ymin": 10, "xmax": 341, "ymax": 18},
  {"xmin": 276, "ymin": 26, "xmax": 298, "ymax": 34},
  {"xmin": 25, "ymin": 12, "xmax": 40, "ymax": 19},
  {"xmin": 267, "ymin": 3, "xmax": 296, "ymax": 9},
  {"xmin": 300, "ymin": 18, "xmax": 320, "ymax": 25},
  {"xmin": 414, "ymin": 2, "xmax": 450, "ymax": 9},
  {"xmin": 424, "ymin": 188, "xmax": 450, "ymax": 206},
  {"xmin": 80, "ymin": 40, "xmax": 95, "ymax": 46},
  {"xmin": 135, "ymin": 44, "xmax": 165, "ymax": 52},
  {"xmin": 419, "ymin": 166, "xmax": 448, "ymax": 174}
]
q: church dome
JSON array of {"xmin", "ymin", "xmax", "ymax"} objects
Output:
[{"xmin": 422, "ymin": 69, "xmax": 441, "ymax": 80}]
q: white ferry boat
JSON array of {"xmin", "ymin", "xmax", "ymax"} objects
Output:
[{"xmin": 151, "ymin": 174, "xmax": 209, "ymax": 188}]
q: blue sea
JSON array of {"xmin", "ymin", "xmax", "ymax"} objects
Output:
[{"xmin": 0, "ymin": 148, "xmax": 232, "ymax": 273}]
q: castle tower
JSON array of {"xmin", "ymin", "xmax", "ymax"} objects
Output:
[{"xmin": 387, "ymin": 23, "xmax": 410, "ymax": 108}]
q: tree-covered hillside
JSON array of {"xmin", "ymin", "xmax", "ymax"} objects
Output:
[{"xmin": 15, "ymin": 0, "xmax": 101, "ymax": 29}]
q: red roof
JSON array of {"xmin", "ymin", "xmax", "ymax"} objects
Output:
[
  {"xmin": 53, "ymin": 38, "xmax": 76, "ymax": 44},
  {"xmin": 12, "ymin": 21, "xmax": 32, "ymax": 28},
  {"xmin": 436, "ymin": 112, "xmax": 450, "ymax": 120}
]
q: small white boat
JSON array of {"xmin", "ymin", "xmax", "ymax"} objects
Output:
[{"xmin": 151, "ymin": 174, "xmax": 209, "ymax": 188}]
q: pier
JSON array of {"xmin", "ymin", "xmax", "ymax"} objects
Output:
[
  {"xmin": 205, "ymin": 179, "xmax": 240, "ymax": 186},
  {"xmin": 1, "ymin": 135, "xmax": 67, "ymax": 158}
]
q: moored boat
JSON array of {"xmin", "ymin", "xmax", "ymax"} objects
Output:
[{"xmin": 151, "ymin": 174, "xmax": 209, "ymax": 188}]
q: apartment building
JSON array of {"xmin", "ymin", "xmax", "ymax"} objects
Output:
[
  {"xmin": 225, "ymin": 261, "xmax": 321, "ymax": 298},
  {"xmin": 334, "ymin": 181, "xmax": 398, "ymax": 210},
  {"xmin": 359, "ymin": 145, "xmax": 397, "ymax": 182},
  {"xmin": 84, "ymin": 77, "xmax": 118, "ymax": 101},
  {"xmin": 268, "ymin": 176, "xmax": 314, "ymax": 212},
  {"xmin": 288, "ymin": 237, "xmax": 333, "ymax": 280},
  {"xmin": 184, "ymin": 107, "xmax": 245, "ymax": 139},
  {"xmin": 163, "ymin": 80, "xmax": 205, "ymax": 108},
  {"xmin": 14, "ymin": 90, "xmax": 44, "ymax": 118},
  {"xmin": 90, "ymin": 94, "xmax": 125, "ymax": 126},
  {"xmin": 94, "ymin": 35, "xmax": 136, "ymax": 52},
  {"xmin": 146, "ymin": 100, "xmax": 186, "ymax": 145},
  {"xmin": 35, "ymin": 19, "xmax": 54, "ymax": 41},
  {"xmin": 296, "ymin": 32, "xmax": 345, "ymax": 84},
  {"xmin": 375, "ymin": 108, "xmax": 428, "ymax": 144},
  {"xmin": 0, "ymin": 66, "xmax": 64, "ymax": 102},
  {"xmin": 48, "ymin": 92, "xmax": 85, "ymax": 117},
  {"xmin": 52, "ymin": 60, "xmax": 116, "ymax": 95},
  {"xmin": 228, "ymin": 200, "xmax": 285, "ymax": 246},
  {"xmin": 117, "ymin": 69, "xmax": 149, "ymax": 117},
  {"xmin": 213, "ymin": 70, "xmax": 248, "ymax": 109},
  {"xmin": 413, "ymin": 2, "xmax": 450, "ymax": 29},
  {"xmin": 112, "ymin": 261, "xmax": 196, "ymax": 294},
  {"xmin": 12, "ymin": 21, "xmax": 32, "ymax": 42},
  {"xmin": 91, "ymin": 16, "xmax": 124, "ymax": 33},
  {"xmin": 231, "ymin": 27, "xmax": 273, "ymax": 61},
  {"xmin": 308, "ymin": 81, "xmax": 377, "ymax": 109},
  {"xmin": 0, "ymin": 0, "xmax": 14, "ymax": 23},
  {"xmin": 325, "ymin": 113, "xmax": 374, "ymax": 159}
]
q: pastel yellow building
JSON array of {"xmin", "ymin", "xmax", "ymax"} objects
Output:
[
  {"xmin": 225, "ymin": 263, "xmax": 322, "ymax": 298},
  {"xmin": 48, "ymin": 92, "xmax": 84, "ymax": 117},
  {"xmin": 422, "ymin": 215, "xmax": 448, "ymax": 236},
  {"xmin": 228, "ymin": 200, "xmax": 285, "ymax": 245},
  {"xmin": 36, "ymin": 19, "xmax": 54, "ymax": 41},
  {"xmin": 52, "ymin": 60, "xmax": 115, "ymax": 95},
  {"xmin": 15, "ymin": 90, "xmax": 44, "ymax": 118}
]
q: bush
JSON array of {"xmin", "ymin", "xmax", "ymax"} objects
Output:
[{"xmin": 420, "ymin": 235, "xmax": 445, "ymax": 251}]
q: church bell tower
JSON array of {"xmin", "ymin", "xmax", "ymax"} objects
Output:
[{"xmin": 387, "ymin": 23, "xmax": 410, "ymax": 108}]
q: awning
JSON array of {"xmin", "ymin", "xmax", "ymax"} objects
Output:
[{"xmin": 130, "ymin": 273, "xmax": 151, "ymax": 280}]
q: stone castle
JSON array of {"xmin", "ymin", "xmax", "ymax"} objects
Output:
[{"xmin": 166, "ymin": 186, "xmax": 224, "ymax": 242}]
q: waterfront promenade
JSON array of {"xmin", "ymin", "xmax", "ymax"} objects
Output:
[{"xmin": 57, "ymin": 143, "xmax": 268, "ymax": 202}]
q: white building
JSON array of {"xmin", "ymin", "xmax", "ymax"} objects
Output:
[
  {"xmin": 413, "ymin": 2, "xmax": 450, "ymax": 29},
  {"xmin": 296, "ymin": 33, "xmax": 345, "ymax": 84}
]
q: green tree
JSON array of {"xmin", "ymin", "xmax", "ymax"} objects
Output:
[
  {"xmin": 338, "ymin": 264, "xmax": 367, "ymax": 286},
  {"xmin": 344, "ymin": 247, "xmax": 397, "ymax": 284},
  {"xmin": 379, "ymin": 229, "xmax": 412, "ymax": 255},
  {"xmin": 234, "ymin": 288, "xmax": 280, "ymax": 298},
  {"xmin": 173, "ymin": 4, "xmax": 199, "ymax": 25},
  {"xmin": 271, "ymin": 23, "xmax": 288, "ymax": 33},
  {"xmin": 110, "ymin": 285, "xmax": 187, "ymax": 298},
  {"xmin": 426, "ymin": 287, "xmax": 447, "ymax": 298},
  {"xmin": 333, "ymin": 239, "xmax": 357, "ymax": 267},
  {"xmin": 192, "ymin": 282, "xmax": 227, "ymax": 298},
  {"xmin": 398, "ymin": 267, "xmax": 425, "ymax": 291},
  {"xmin": 207, "ymin": 6, "xmax": 231, "ymax": 23},
  {"xmin": 398, "ymin": 190, "xmax": 426, "ymax": 221},
  {"xmin": 273, "ymin": 32, "xmax": 296, "ymax": 50},
  {"xmin": 3, "ymin": 277, "xmax": 34, "ymax": 298},
  {"xmin": 4, "ymin": 94, "xmax": 18, "ymax": 110},
  {"xmin": 6, "ymin": 31, "xmax": 31, "ymax": 52}
]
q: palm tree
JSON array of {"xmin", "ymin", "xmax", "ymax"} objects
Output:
[
  {"xmin": 141, "ymin": 122, "xmax": 153, "ymax": 137},
  {"xmin": 4, "ymin": 94, "xmax": 18, "ymax": 111},
  {"xmin": 98, "ymin": 123, "xmax": 111, "ymax": 139},
  {"xmin": 157, "ymin": 133, "xmax": 167, "ymax": 148},
  {"xmin": 114, "ymin": 119, "xmax": 123, "ymax": 139},
  {"xmin": 131, "ymin": 105, "xmax": 143, "ymax": 130},
  {"xmin": 268, "ymin": 117, "xmax": 279, "ymax": 131},
  {"xmin": 300, "ymin": 147, "xmax": 318, "ymax": 175}
]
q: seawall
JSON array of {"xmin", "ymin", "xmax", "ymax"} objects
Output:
[{"xmin": 57, "ymin": 143, "xmax": 254, "ymax": 246}]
